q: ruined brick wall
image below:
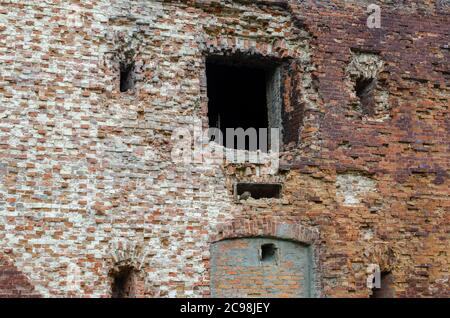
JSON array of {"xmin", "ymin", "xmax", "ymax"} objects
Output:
[{"xmin": 0, "ymin": 0, "xmax": 448, "ymax": 298}]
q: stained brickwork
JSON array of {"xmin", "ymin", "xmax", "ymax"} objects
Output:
[{"xmin": 0, "ymin": 0, "xmax": 449, "ymax": 298}]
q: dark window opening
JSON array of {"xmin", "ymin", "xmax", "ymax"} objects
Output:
[
  {"xmin": 260, "ymin": 243, "xmax": 277, "ymax": 263},
  {"xmin": 371, "ymin": 271, "xmax": 394, "ymax": 298},
  {"xmin": 120, "ymin": 63, "xmax": 135, "ymax": 92},
  {"xmin": 355, "ymin": 77, "xmax": 376, "ymax": 115},
  {"xmin": 111, "ymin": 267, "xmax": 135, "ymax": 298},
  {"xmin": 206, "ymin": 57, "xmax": 281, "ymax": 151},
  {"xmin": 236, "ymin": 183, "xmax": 282, "ymax": 200}
]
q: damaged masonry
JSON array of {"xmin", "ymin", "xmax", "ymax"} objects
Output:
[{"xmin": 0, "ymin": 0, "xmax": 449, "ymax": 298}]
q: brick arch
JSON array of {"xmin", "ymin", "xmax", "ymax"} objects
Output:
[
  {"xmin": 107, "ymin": 240, "xmax": 150, "ymax": 298},
  {"xmin": 0, "ymin": 253, "xmax": 41, "ymax": 298},
  {"xmin": 210, "ymin": 218, "xmax": 320, "ymax": 244}
]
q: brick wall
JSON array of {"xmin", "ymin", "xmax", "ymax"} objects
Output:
[
  {"xmin": 0, "ymin": 0, "xmax": 448, "ymax": 297},
  {"xmin": 211, "ymin": 238, "xmax": 314, "ymax": 298}
]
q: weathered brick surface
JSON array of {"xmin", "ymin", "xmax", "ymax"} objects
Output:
[
  {"xmin": 0, "ymin": 253, "xmax": 40, "ymax": 297},
  {"xmin": 0, "ymin": 0, "xmax": 448, "ymax": 297}
]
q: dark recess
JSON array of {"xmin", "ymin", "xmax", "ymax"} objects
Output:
[
  {"xmin": 206, "ymin": 58, "xmax": 269, "ymax": 150},
  {"xmin": 236, "ymin": 183, "xmax": 282, "ymax": 199},
  {"xmin": 355, "ymin": 76, "xmax": 376, "ymax": 115},
  {"xmin": 261, "ymin": 243, "xmax": 277, "ymax": 263},
  {"xmin": 111, "ymin": 267, "xmax": 135, "ymax": 298}
]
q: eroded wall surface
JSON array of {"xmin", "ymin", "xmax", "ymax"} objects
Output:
[{"xmin": 0, "ymin": 0, "xmax": 448, "ymax": 297}]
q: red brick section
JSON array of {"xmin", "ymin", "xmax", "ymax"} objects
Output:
[
  {"xmin": 0, "ymin": 254, "xmax": 40, "ymax": 298},
  {"xmin": 282, "ymin": 60, "xmax": 304, "ymax": 145},
  {"xmin": 279, "ymin": 1, "xmax": 450, "ymax": 298}
]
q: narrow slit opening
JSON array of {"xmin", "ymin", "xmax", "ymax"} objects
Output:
[
  {"xmin": 355, "ymin": 76, "xmax": 376, "ymax": 115},
  {"xmin": 120, "ymin": 63, "xmax": 135, "ymax": 92},
  {"xmin": 111, "ymin": 267, "xmax": 135, "ymax": 298}
]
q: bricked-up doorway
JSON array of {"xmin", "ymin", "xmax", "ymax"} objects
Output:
[
  {"xmin": 211, "ymin": 238, "xmax": 315, "ymax": 297},
  {"xmin": 205, "ymin": 56, "xmax": 282, "ymax": 151}
]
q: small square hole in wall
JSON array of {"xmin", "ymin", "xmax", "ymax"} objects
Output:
[
  {"xmin": 235, "ymin": 182, "xmax": 282, "ymax": 200},
  {"xmin": 120, "ymin": 62, "xmax": 135, "ymax": 92},
  {"xmin": 260, "ymin": 243, "xmax": 278, "ymax": 263},
  {"xmin": 205, "ymin": 56, "xmax": 283, "ymax": 151}
]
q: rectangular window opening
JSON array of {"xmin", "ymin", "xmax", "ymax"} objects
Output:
[
  {"xmin": 235, "ymin": 182, "xmax": 282, "ymax": 200},
  {"xmin": 206, "ymin": 56, "xmax": 282, "ymax": 151}
]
